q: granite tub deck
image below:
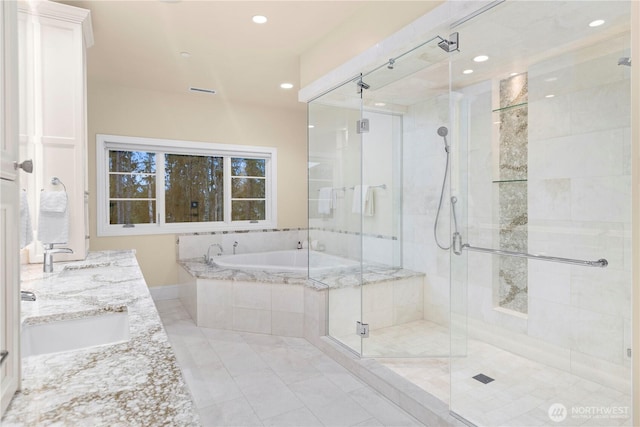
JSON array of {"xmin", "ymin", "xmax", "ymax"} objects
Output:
[
  {"xmin": 177, "ymin": 258, "xmax": 425, "ymax": 342},
  {"xmin": 2, "ymin": 250, "xmax": 199, "ymax": 426}
]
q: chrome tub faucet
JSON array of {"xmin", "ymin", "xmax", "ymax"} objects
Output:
[{"xmin": 204, "ymin": 243, "xmax": 224, "ymax": 265}]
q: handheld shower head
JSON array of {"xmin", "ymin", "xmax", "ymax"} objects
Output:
[{"xmin": 437, "ymin": 126, "xmax": 450, "ymax": 152}]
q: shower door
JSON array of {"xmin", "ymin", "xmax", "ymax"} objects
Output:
[
  {"xmin": 450, "ymin": 1, "xmax": 632, "ymax": 426},
  {"xmin": 308, "ymin": 77, "xmax": 365, "ymax": 355},
  {"xmin": 308, "ymin": 33, "xmax": 452, "ymax": 358},
  {"xmin": 358, "ymin": 36, "xmax": 452, "ymax": 358}
]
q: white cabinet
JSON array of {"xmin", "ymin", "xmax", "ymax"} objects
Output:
[
  {"xmin": 0, "ymin": 0, "xmax": 21, "ymax": 416},
  {"xmin": 18, "ymin": 1, "xmax": 93, "ymax": 263},
  {"xmin": 0, "ymin": 180, "xmax": 20, "ymax": 417}
]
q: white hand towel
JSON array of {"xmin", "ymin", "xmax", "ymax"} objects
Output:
[
  {"xmin": 363, "ymin": 187, "xmax": 375, "ymax": 217},
  {"xmin": 37, "ymin": 191, "xmax": 69, "ymax": 244},
  {"xmin": 352, "ymin": 185, "xmax": 368, "ymax": 214},
  {"xmin": 318, "ymin": 187, "xmax": 334, "ymax": 215},
  {"xmin": 352, "ymin": 185, "xmax": 375, "ymax": 216},
  {"xmin": 20, "ymin": 190, "xmax": 33, "ymax": 249},
  {"xmin": 40, "ymin": 191, "xmax": 67, "ymax": 213}
]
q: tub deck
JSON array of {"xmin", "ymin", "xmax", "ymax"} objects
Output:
[{"xmin": 178, "ymin": 258, "xmax": 424, "ymax": 289}]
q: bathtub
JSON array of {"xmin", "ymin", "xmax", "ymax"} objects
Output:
[{"xmin": 212, "ymin": 249, "xmax": 359, "ymax": 273}]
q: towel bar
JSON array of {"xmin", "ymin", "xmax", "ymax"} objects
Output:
[{"xmin": 456, "ymin": 242, "xmax": 608, "ymax": 268}]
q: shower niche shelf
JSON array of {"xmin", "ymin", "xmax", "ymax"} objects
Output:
[
  {"xmin": 492, "ymin": 179, "xmax": 527, "ymax": 183},
  {"xmin": 492, "ymin": 102, "xmax": 528, "ymax": 113}
]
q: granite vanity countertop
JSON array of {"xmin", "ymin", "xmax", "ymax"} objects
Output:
[
  {"xmin": 2, "ymin": 250, "xmax": 200, "ymax": 427},
  {"xmin": 179, "ymin": 258, "xmax": 424, "ymax": 290}
]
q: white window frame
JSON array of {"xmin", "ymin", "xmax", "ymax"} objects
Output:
[{"xmin": 96, "ymin": 134, "xmax": 277, "ymax": 236}]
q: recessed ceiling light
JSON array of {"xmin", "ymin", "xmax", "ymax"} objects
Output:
[
  {"xmin": 473, "ymin": 55, "xmax": 489, "ymax": 62},
  {"xmin": 252, "ymin": 15, "xmax": 267, "ymax": 24},
  {"xmin": 589, "ymin": 19, "xmax": 605, "ymax": 27},
  {"xmin": 374, "ymin": 102, "xmax": 386, "ymax": 107},
  {"xmin": 280, "ymin": 83, "xmax": 293, "ymax": 89},
  {"xmin": 308, "ymin": 125, "xmax": 315, "ymax": 129},
  {"xmin": 545, "ymin": 94, "xmax": 555, "ymax": 98},
  {"xmin": 180, "ymin": 51, "xmax": 191, "ymax": 58},
  {"xmin": 462, "ymin": 69, "xmax": 474, "ymax": 74}
]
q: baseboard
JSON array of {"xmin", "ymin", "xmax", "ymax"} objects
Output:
[{"xmin": 149, "ymin": 284, "xmax": 181, "ymax": 301}]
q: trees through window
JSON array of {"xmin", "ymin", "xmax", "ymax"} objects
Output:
[{"xmin": 97, "ymin": 135, "xmax": 277, "ymax": 236}]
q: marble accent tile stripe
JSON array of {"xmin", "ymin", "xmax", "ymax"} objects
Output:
[
  {"xmin": 179, "ymin": 227, "xmax": 306, "ymax": 237},
  {"xmin": 310, "ymin": 227, "xmax": 398, "ymax": 241}
]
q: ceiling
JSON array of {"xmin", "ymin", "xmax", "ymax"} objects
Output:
[
  {"xmin": 316, "ymin": 0, "xmax": 631, "ymax": 112},
  {"xmin": 57, "ymin": 0, "xmax": 436, "ymax": 111}
]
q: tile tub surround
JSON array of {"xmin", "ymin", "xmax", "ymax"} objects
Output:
[
  {"xmin": 177, "ymin": 228, "xmax": 308, "ymax": 260},
  {"xmin": 2, "ymin": 250, "xmax": 199, "ymax": 426},
  {"xmin": 177, "ymin": 258, "xmax": 425, "ymax": 342}
]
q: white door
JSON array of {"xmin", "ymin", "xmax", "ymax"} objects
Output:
[{"xmin": 0, "ymin": 0, "xmax": 21, "ymax": 417}]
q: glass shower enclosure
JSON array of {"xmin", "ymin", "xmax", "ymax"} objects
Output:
[
  {"xmin": 307, "ymin": 1, "xmax": 632, "ymax": 425},
  {"xmin": 308, "ymin": 35, "xmax": 449, "ymax": 359}
]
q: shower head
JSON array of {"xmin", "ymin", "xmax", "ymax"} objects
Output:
[
  {"xmin": 437, "ymin": 126, "xmax": 450, "ymax": 153},
  {"xmin": 387, "ymin": 58, "xmax": 395, "ymax": 70}
]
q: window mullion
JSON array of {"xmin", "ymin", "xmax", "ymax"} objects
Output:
[
  {"xmin": 224, "ymin": 156, "xmax": 232, "ymax": 224},
  {"xmin": 265, "ymin": 158, "xmax": 272, "ymax": 222},
  {"xmin": 157, "ymin": 152, "xmax": 165, "ymax": 226}
]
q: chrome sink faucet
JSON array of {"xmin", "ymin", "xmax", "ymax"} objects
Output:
[
  {"xmin": 43, "ymin": 244, "xmax": 74, "ymax": 273},
  {"xmin": 233, "ymin": 241, "xmax": 238, "ymax": 255},
  {"xmin": 205, "ymin": 243, "xmax": 224, "ymax": 265},
  {"xmin": 21, "ymin": 291, "xmax": 36, "ymax": 301}
]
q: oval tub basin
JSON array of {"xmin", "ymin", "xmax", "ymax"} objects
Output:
[{"xmin": 213, "ymin": 249, "xmax": 359, "ymax": 273}]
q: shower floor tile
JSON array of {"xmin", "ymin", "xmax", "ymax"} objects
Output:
[
  {"xmin": 364, "ymin": 320, "xmax": 632, "ymax": 427},
  {"xmin": 155, "ymin": 299, "xmax": 423, "ymax": 427}
]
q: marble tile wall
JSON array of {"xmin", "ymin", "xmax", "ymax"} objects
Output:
[
  {"xmin": 462, "ymin": 47, "xmax": 632, "ymax": 386},
  {"xmin": 402, "ymin": 94, "xmax": 451, "ymax": 327},
  {"xmin": 328, "ymin": 276, "xmax": 425, "ymax": 341},
  {"xmin": 177, "ymin": 229, "xmax": 307, "ymax": 260}
]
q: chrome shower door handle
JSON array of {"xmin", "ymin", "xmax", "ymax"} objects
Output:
[{"xmin": 14, "ymin": 159, "xmax": 33, "ymax": 173}]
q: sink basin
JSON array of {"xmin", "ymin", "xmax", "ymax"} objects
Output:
[{"xmin": 22, "ymin": 312, "xmax": 130, "ymax": 357}]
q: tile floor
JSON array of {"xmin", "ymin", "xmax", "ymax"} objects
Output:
[
  {"xmin": 158, "ymin": 300, "xmax": 633, "ymax": 427},
  {"xmin": 359, "ymin": 320, "xmax": 632, "ymax": 427},
  {"xmin": 155, "ymin": 299, "xmax": 424, "ymax": 427}
]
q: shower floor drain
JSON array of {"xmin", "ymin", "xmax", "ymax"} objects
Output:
[{"xmin": 472, "ymin": 373, "xmax": 495, "ymax": 384}]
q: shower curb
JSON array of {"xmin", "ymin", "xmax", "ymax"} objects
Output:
[{"xmin": 313, "ymin": 336, "xmax": 468, "ymax": 427}]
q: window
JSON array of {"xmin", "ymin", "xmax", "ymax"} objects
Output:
[{"xmin": 97, "ymin": 134, "xmax": 277, "ymax": 236}]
